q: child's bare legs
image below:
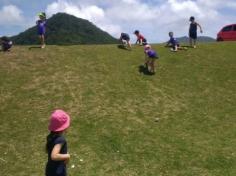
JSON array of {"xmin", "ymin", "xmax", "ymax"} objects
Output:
[
  {"xmin": 127, "ymin": 41, "xmax": 132, "ymax": 49},
  {"xmin": 144, "ymin": 57, "xmax": 149, "ymax": 68},
  {"xmin": 39, "ymin": 35, "xmax": 45, "ymax": 48},
  {"xmin": 149, "ymin": 59, "xmax": 155, "ymax": 73},
  {"xmin": 189, "ymin": 38, "xmax": 193, "ymax": 47},
  {"xmin": 189, "ymin": 38, "xmax": 197, "ymax": 48},
  {"xmin": 193, "ymin": 39, "xmax": 197, "ymax": 48}
]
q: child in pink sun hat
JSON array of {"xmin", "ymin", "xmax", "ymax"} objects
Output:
[
  {"xmin": 143, "ymin": 45, "xmax": 159, "ymax": 75},
  {"xmin": 45, "ymin": 109, "xmax": 71, "ymax": 176}
]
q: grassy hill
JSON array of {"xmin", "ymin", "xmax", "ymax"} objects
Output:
[
  {"xmin": 0, "ymin": 42, "xmax": 235, "ymax": 176},
  {"xmin": 11, "ymin": 13, "xmax": 118, "ymax": 45}
]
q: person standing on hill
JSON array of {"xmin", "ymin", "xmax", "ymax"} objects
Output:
[
  {"xmin": 189, "ymin": 16, "xmax": 203, "ymax": 48},
  {"xmin": 45, "ymin": 109, "xmax": 71, "ymax": 176},
  {"xmin": 36, "ymin": 12, "xmax": 47, "ymax": 49}
]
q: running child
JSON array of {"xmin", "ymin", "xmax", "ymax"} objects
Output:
[
  {"xmin": 189, "ymin": 16, "xmax": 203, "ymax": 48},
  {"xmin": 36, "ymin": 12, "xmax": 47, "ymax": 49},
  {"xmin": 45, "ymin": 109, "xmax": 71, "ymax": 176},
  {"xmin": 1, "ymin": 36, "xmax": 13, "ymax": 52},
  {"xmin": 134, "ymin": 30, "xmax": 148, "ymax": 46},
  {"xmin": 119, "ymin": 33, "xmax": 132, "ymax": 49},
  {"xmin": 144, "ymin": 45, "xmax": 159, "ymax": 74},
  {"xmin": 165, "ymin": 32, "xmax": 187, "ymax": 52}
]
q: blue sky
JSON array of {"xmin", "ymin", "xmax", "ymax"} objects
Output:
[{"xmin": 0, "ymin": 0, "xmax": 236, "ymax": 42}]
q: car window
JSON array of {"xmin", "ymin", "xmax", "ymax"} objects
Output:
[
  {"xmin": 222, "ymin": 26, "xmax": 233, "ymax": 32},
  {"xmin": 234, "ymin": 25, "xmax": 236, "ymax": 31}
]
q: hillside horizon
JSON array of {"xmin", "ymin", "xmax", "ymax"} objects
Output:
[{"xmin": 11, "ymin": 13, "xmax": 118, "ymax": 45}]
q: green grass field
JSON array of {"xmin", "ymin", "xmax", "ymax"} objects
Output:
[{"xmin": 0, "ymin": 42, "xmax": 235, "ymax": 176}]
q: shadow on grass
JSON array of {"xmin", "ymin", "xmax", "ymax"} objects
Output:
[
  {"xmin": 0, "ymin": 49, "xmax": 11, "ymax": 52},
  {"xmin": 28, "ymin": 46, "xmax": 42, "ymax": 50},
  {"xmin": 138, "ymin": 65, "xmax": 154, "ymax": 76},
  {"xmin": 179, "ymin": 45, "xmax": 193, "ymax": 48},
  {"xmin": 117, "ymin": 44, "xmax": 131, "ymax": 51}
]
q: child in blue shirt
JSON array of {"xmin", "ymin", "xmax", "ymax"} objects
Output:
[
  {"xmin": 36, "ymin": 12, "xmax": 47, "ymax": 49},
  {"xmin": 166, "ymin": 32, "xmax": 187, "ymax": 52},
  {"xmin": 166, "ymin": 32, "xmax": 179, "ymax": 51}
]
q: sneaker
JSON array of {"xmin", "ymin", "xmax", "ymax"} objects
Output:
[
  {"xmin": 170, "ymin": 48, "xmax": 177, "ymax": 52},
  {"xmin": 41, "ymin": 44, "xmax": 46, "ymax": 49}
]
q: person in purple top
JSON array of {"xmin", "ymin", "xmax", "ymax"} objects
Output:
[
  {"xmin": 36, "ymin": 12, "xmax": 47, "ymax": 48},
  {"xmin": 144, "ymin": 45, "xmax": 159, "ymax": 74},
  {"xmin": 165, "ymin": 32, "xmax": 187, "ymax": 52},
  {"xmin": 166, "ymin": 32, "xmax": 179, "ymax": 50}
]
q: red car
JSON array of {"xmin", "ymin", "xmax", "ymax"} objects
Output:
[{"xmin": 217, "ymin": 24, "xmax": 236, "ymax": 41}]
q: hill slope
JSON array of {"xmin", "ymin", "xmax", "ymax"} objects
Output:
[
  {"xmin": 176, "ymin": 36, "xmax": 216, "ymax": 43},
  {"xmin": 11, "ymin": 13, "xmax": 118, "ymax": 45},
  {"xmin": 0, "ymin": 42, "xmax": 235, "ymax": 176}
]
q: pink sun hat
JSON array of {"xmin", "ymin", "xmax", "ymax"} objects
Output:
[
  {"xmin": 144, "ymin": 44, "xmax": 151, "ymax": 50},
  {"xmin": 48, "ymin": 109, "xmax": 70, "ymax": 132}
]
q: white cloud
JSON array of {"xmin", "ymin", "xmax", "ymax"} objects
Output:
[
  {"xmin": 44, "ymin": 0, "xmax": 236, "ymax": 42},
  {"xmin": 0, "ymin": 5, "xmax": 24, "ymax": 25},
  {"xmin": 46, "ymin": 0, "xmax": 121, "ymax": 37}
]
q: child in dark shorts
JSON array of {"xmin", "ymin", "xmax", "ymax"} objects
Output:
[
  {"xmin": 1, "ymin": 37, "xmax": 13, "ymax": 52},
  {"xmin": 45, "ymin": 110, "xmax": 71, "ymax": 176},
  {"xmin": 120, "ymin": 33, "xmax": 132, "ymax": 49},
  {"xmin": 144, "ymin": 45, "xmax": 159, "ymax": 74},
  {"xmin": 189, "ymin": 16, "xmax": 203, "ymax": 48}
]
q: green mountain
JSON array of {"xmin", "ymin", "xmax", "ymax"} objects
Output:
[
  {"xmin": 176, "ymin": 36, "xmax": 216, "ymax": 43},
  {"xmin": 11, "ymin": 13, "xmax": 118, "ymax": 45}
]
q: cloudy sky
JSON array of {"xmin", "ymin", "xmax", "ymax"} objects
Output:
[{"xmin": 0, "ymin": 0, "xmax": 236, "ymax": 42}]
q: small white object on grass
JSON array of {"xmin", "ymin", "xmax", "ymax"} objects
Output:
[
  {"xmin": 80, "ymin": 159, "xmax": 83, "ymax": 162},
  {"xmin": 0, "ymin": 158, "xmax": 7, "ymax": 162},
  {"xmin": 71, "ymin": 164, "xmax": 75, "ymax": 168}
]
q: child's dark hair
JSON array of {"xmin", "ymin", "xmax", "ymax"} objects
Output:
[
  {"xmin": 46, "ymin": 132, "xmax": 60, "ymax": 152},
  {"xmin": 134, "ymin": 30, "xmax": 139, "ymax": 34},
  {"xmin": 169, "ymin": 32, "xmax": 174, "ymax": 36},
  {"xmin": 190, "ymin": 16, "xmax": 195, "ymax": 21}
]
